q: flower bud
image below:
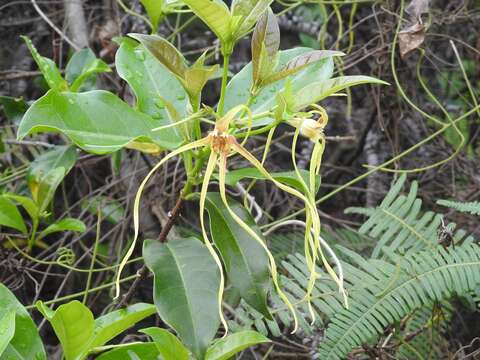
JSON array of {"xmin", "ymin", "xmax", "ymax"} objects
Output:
[{"xmin": 288, "ymin": 117, "xmax": 324, "ymax": 142}]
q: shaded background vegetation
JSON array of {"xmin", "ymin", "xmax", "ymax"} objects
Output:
[{"xmin": 1, "ymin": 0, "xmax": 480, "ymax": 358}]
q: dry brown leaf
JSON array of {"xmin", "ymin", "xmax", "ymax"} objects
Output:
[
  {"xmin": 399, "ymin": 0, "xmax": 430, "ymax": 59},
  {"xmin": 399, "ymin": 22, "xmax": 425, "ymax": 59}
]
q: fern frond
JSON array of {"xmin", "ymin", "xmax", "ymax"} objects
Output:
[
  {"xmin": 395, "ymin": 305, "xmax": 451, "ymax": 360},
  {"xmin": 437, "ymin": 199, "xmax": 480, "ymax": 216},
  {"xmin": 228, "ymin": 249, "xmax": 345, "ymax": 336},
  {"xmin": 267, "ymin": 232, "xmax": 304, "ymax": 259},
  {"xmin": 269, "ymin": 229, "xmax": 374, "ymax": 261},
  {"xmin": 318, "ymin": 243, "xmax": 480, "ymax": 360},
  {"xmin": 322, "ymin": 228, "xmax": 375, "ymax": 252},
  {"xmin": 346, "ymin": 175, "xmax": 472, "ymax": 258}
]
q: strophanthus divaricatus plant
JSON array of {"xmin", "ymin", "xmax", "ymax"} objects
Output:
[
  {"xmin": 17, "ymin": 1, "xmax": 387, "ymax": 357},
  {"xmin": 116, "ymin": 6, "xmax": 385, "ymax": 332}
]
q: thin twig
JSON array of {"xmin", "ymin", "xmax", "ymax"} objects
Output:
[
  {"xmin": 30, "ymin": 0, "xmax": 81, "ymax": 51},
  {"xmin": 4, "ymin": 139, "xmax": 56, "ymax": 148},
  {"xmin": 115, "ymin": 195, "xmax": 184, "ymax": 308}
]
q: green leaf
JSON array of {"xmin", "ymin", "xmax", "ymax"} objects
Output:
[
  {"xmin": 36, "ymin": 301, "xmax": 156, "ymax": 360},
  {"xmin": 126, "ymin": 35, "xmax": 217, "ymax": 106},
  {"xmin": 140, "ymin": 0, "xmax": 165, "ymax": 31},
  {"xmin": 115, "ymin": 37, "xmax": 186, "ymax": 144},
  {"xmin": 0, "ymin": 196, "xmax": 27, "ymax": 233},
  {"xmin": 95, "ymin": 343, "xmax": 160, "ymax": 360},
  {"xmin": 27, "ymin": 146, "xmax": 77, "ymax": 186},
  {"xmin": 181, "ymin": 0, "xmax": 232, "ymax": 43},
  {"xmin": 140, "ymin": 327, "xmax": 189, "ymax": 360},
  {"xmin": 224, "ymin": 48, "xmax": 335, "ymax": 124},
  {"xmin": 299, "ymin": 33, "xmax": 320, "ymax": 49},
  {"xmin": 65, "ymin": 48, "xmax": 111, "ymax": 92},
  {"xmin": 143, "ymin": 237, "xmax": 221, "ymax": 359},
  {"xmin": 261, "ymin": 50, "xmax": 344, "ymax": 87},
  {"xmin": 204, "ymin": 193, "xmax": 272, "ymax": 319},
  {"xmin": 81, "ymin": 196, "xmax": 124, "ymax": 224},
  {"xmin": 223, "ymin": 168, "xmax": 320, "ymax": 193},
  {"xmin": 0, "ymin": 96, "xmax": 29, "ymax": 124},
  {"xmin": 293, "ymin": 75, "xmax": 389, "ymax": 111},
  {"xmin": 205, "ymin": 330, "xmax": 271, "ymax": 360},
  {"xmin": 17, "ymin": 90, "xmax": 182, "ymax": 154},
  {"xmin": 21, "ymin": 36, "xmax": 68, "ymax": 91},
  {"xmin": 0, "ymin": 312, "xmax": 16, "ymax": 356},
  {"xmin": 251, "ymin": 7, "xmax": 279, "ymax": 87},
  {"xmin": 128, "ymin": 34, "xmax": 187, "ymax": 78},
  {"xmin": 36, "ymin": 167, "xmax": 67, "ymax": 214},
  {"xmin": 38, "ymin": 218, "xmax": 86, "ymax": 240},
  {"xmin": 36, "ymin": 300, "xmax": 94, "ymax": 360},
  {"xmin": 183, "ymin": 65, "xmax": 219, "ymax": 103},
  {"xmin": 90, "ymin": 303, "xmax": 156, "ymax": 349},
  {"xmin": 3, "ymin": 194, "xmax": 39, "ymax": 222},
  {"xmin": 231, "ymin": 0, "xmax": 273, "ymax": 38},
  {"xmin": 0, "ymin": 284, "xmax": 47, "ymax": 360},
  {"xmin": 27, "ymin": 145, "xmax": 77, "ymax": 208}
]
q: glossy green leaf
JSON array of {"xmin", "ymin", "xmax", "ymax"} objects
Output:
[
  {"xmin": 0, "ymin": 283, "xmax": 47, "ymax": 360},
  {"xmin": 224, "ymin": 48, "xmax": 335, "ymax": 124},
  {"xmin": 204, "ymin": 193, "xmax": 272, "ymax": 319},
  {"xmin": 0, "ymin": 196, "xmax": 27, "ymax": 233},
  {"xmin": 65, "ymin": 48, "xmax": 111, "ymax": 92},
  {"xmin": 293, "ymin": 75, "xmax": 389, "ymax": 111},
  {"xmin": 143, "ymin": 238, "xmax": 221, "ymax": 359},
  {"xmin": 140, "ymin": 327, "xmax": 189, "ymax": 360},
  {"xmin": 22, "ymin": 36, "xmax": 68, "ymax": 91},
  {"xmin": 95, "ymin": 343, "xmax": 160, "ymax": 360},
  {"xmin": 205, "ymin": 330, "xmax": 270, "ymax": 360},
  {"xmin": 231, "ymin": 0, "xmax": 273, "ymax": 37},
  {"xmin": 0, "ymin": 311, "xmax": 15, "ymax": 356},
  {"xmin": 0, "ymin": 96, "xmax": 29, "ymax": 124},
  {"xmin": 115, "ymin": 37, "xmax": 186, "ymax": 144},
  {"xmin": 140, "ymin": 0, "xmax": 165, "ymax": 31},
  {"xmin": 17, "ymin": 90, "xmax": 181, "ymax": 154},
  {"xmin": 3, "ymin": 194, "xmax": 39, "ymax": 223},
  {"xmin": 223, "ymin": 168, "xmax": 320, "ymax": 193},
  {"xmin": 261, "ymin": 50, "xmax": 344, "ymax": 87},
  {"xmin": 38, "ymin": 218, "xmax": 86, "ymax": 240},
  {"xmin": 36, "ymin": 301, "xmax": 156, "ymax": 360},
  {"xmin": 128, "ymin": 34, "xmax": 187, "ymax": 78},
  {"xmin": 91, "ymin": 303, "xmax": 156, "ymax": 349},
  {"xmin": 181, "ymin": 0, "xmax": 231, "ymax": 43},
  {"xmin": 36, "ymin": 300, "xmax": 94, "ymax": 360},
  {"xmin": 251, "ymin": 7, "xmax": 279, "ymax": 87},
  {"xmin": 126, "ymin": 35, "xmax": 216, "ymax": 106},
  {"xmin": 27, "ymin": 145, "xmax": 77, "ymax": 207}
]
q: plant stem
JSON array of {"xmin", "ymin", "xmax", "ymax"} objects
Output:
[
  {"xmin": 217, "ymin": 53, "xmax": 231, "ymax": 116},
  {"xmin": 115, "ymin": 152, "xmax": 208, "ymax": 308},
  {"xmin": 235, "ymin": 117, "xmax": 281, "ymax": 138},
  {"xmin": 28, "ymin": 219, "xmax": 39, "ymax": 252},
  {"xmin": 82, "ymin": 210, "xmax": 101, "ymax": 304},
  {"xmin": 115, "ymin": 197, "xmax": 183, "ymax": 308},
  {"xmin": 26, "ymin": 274, "xmax": 138, "ymax": 309}
]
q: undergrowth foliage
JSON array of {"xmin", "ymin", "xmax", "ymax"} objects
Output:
[
  {"xmin": 228, "ymin": 177, "xmax": 480, "ymax": 359},
  {"xmin": 1, "ymin": 0, "xmax": 479, "ymax": 359}
]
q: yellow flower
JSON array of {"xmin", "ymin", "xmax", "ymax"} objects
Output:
[
  {"xmin": 287, "ymin": 105, "xmax": 328, "ymax": 142},
  {"xmin": 299, "ymin": 118, "xmax": 324, "ymax": 142}
]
